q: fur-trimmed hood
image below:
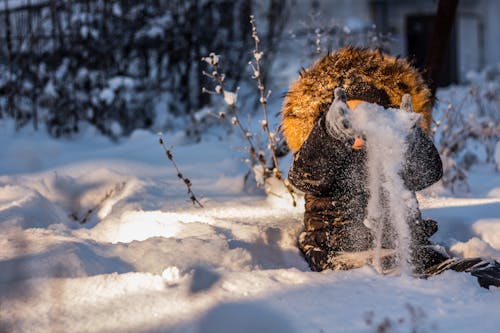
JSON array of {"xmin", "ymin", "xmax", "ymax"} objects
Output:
[{"xmin": 281, "ymin": 47, "xmax": 433, "ymax": 153}]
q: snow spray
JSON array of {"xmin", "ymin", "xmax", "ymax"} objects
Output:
[{"xmin": 351, "ymin": 101, "xmax": 422, "ymax": 274}]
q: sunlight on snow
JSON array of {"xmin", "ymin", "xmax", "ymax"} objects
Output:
[
  {"xmin": 417, "ymin": 196, "xmax": 500, "ymax": 209},
  {"xmin": 113, "ymin": 210, "xmax": 217, "ymax": 243},
  {"xmin": 450, "ymin": 237, "xmax": 500, "ymax": 261},
  {"xmin": 473, "ymin": 219, "xmax": 500, "ymax": 250}
]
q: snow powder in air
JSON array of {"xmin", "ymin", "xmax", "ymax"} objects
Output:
[{"xmin": 351, "ymin": 102, "xmax": 422, "ymax": 273}]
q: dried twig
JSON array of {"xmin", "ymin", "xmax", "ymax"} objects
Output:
[
  {"xmin": 249, "ymin": 15, "xmax": 296, "ymax": 206},
  {"xmin": 200, "ymin": 17, "xmax": 296, "ymax": 207},
  {"xmin": 201, "ymin": 54, "xmax": 264, "ymax": 168},
  {"xmin": 158, "ymin": 133, "xmax": 203, "ymax": 208},
  {"xmin": 70, "ymin": 182, "xmax": 126, "ymax": 224}
]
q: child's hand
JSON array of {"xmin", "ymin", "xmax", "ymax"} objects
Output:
[{"xmin": 398, "ymin": 94, "xmax": 423, "ymax": 145}]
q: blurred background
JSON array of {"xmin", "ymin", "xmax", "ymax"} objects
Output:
[{"xmin": 0, "ymin": 0, "xmax": 499, "ymax": 142}]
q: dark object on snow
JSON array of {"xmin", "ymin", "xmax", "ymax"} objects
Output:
[
  {"xmin": 189, "ymin": 266, "xmax": 221, "ymax": 294},
  {"xmin": 423, "ymin": 258, "xmax": 500, "ymax": 289}
]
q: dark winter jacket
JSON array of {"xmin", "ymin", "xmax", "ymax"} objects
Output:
[
  {"xmin": 281, "ymin": 47, "xmax": 442, "ymax": 233},
  {"xmin": 279, "ymin": 48, "xmax": 473, "ymax": 274},
  {"xmin": 288, "ymin": 110, "xmax": 443, "ymax": 231}
]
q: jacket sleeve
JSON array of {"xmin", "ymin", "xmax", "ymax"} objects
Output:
[
  {"xmin": 288, "ymin": 114, "xmax": 354, "ymax": 196},
  {"xmin": 288, "ymin": 114, "xmax": 443, "ymax": 195},
  {"xmin": 402, "ymin": 126, "xmax": 443, "ymax": 191}
]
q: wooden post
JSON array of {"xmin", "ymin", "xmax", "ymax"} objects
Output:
[{"xmin": 424, "ymin": 0, "xmax": 459, "ymax": 98}]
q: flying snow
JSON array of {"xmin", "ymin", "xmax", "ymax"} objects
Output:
[{"xmin": 350, "ymin": 102, "xmax": 422, "ymax": 273}]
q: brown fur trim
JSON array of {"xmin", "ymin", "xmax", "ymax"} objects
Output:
[{"xmin": 281, "ymin": 46, "xmax": 433, "ymax": 153}]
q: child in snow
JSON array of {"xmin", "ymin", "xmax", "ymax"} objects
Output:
[{"xmin": 281, "ymin": 47, "xmax": 448, "ymax": 273}]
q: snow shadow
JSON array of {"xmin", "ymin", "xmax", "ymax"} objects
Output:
[
  {"xmin": 189, "ymin": 265, "xmax": 221, "ymax": 294},
  {"xmin": 0, "ymin": 241, "xmax": 133, "ymax": 285},
  {"xmin": 214, "ymin": 225, "xmax": 308, "ymax": 271},
  {"xmin": 0, "ymin": 188, "xmax": 64, "ymax": 229},
  {"xmin": 139, "ymin": 268, "xmax": 459, "ymax": 333},
  {"xmin": 143, "ymin": 300, "xmax": 298, "ymax": 333},
  {"xmin": 423, "ymin": 201, "xmax": 500, "ymax": 243},
  {"xmin": 195, "ymin": 301, "xmax": 298, "ymax": 333}
]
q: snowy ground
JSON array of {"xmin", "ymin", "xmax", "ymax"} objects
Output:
[{"xmin": 0, "ymin": 119, "xmax": 499, "ymax": 333}]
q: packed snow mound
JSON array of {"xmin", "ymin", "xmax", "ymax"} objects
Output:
[
  {"xmin": 0, "ymin": 184, "xmax": 65, "ymax": 229},
  {"xmin": 472, "ymin": 219, "xmax": 500, "ymax": 250},
  {"xmin": 450, "ymin": 237, "xmax": 500, "ymax": 261}
]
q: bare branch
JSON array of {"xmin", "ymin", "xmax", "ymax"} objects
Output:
[
  {"xmin": 158, "ymin": 134, "xmax": 203, "ymax": 208},
  {"xmin": 249, "ymin": 15, "xmax": 296, "ymax": 206}
]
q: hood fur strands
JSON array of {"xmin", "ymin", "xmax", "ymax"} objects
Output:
[{"xmin": 281, "ymin": 46, "xmax": 433, "ymax": 153}]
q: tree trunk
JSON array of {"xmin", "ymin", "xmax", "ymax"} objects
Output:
[
  {"xmin": 424, "ymin": 0, "xmax": 459, "ymax": 98},
  {"xmin": 4, "ymin": 0, "xmax": 13, "ymax": 65}
]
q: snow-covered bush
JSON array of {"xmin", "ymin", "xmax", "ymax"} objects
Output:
[
  {"xmin": 0, "ymin": 0, "xmax": 274, "ymax": 138},
  {"xmin": 1, "ymin": 1, "xmax": 394, "ymax": 142},
  {"xmin": 433, "ymin": 64, "xmax": 500, "ymax": 191}
]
